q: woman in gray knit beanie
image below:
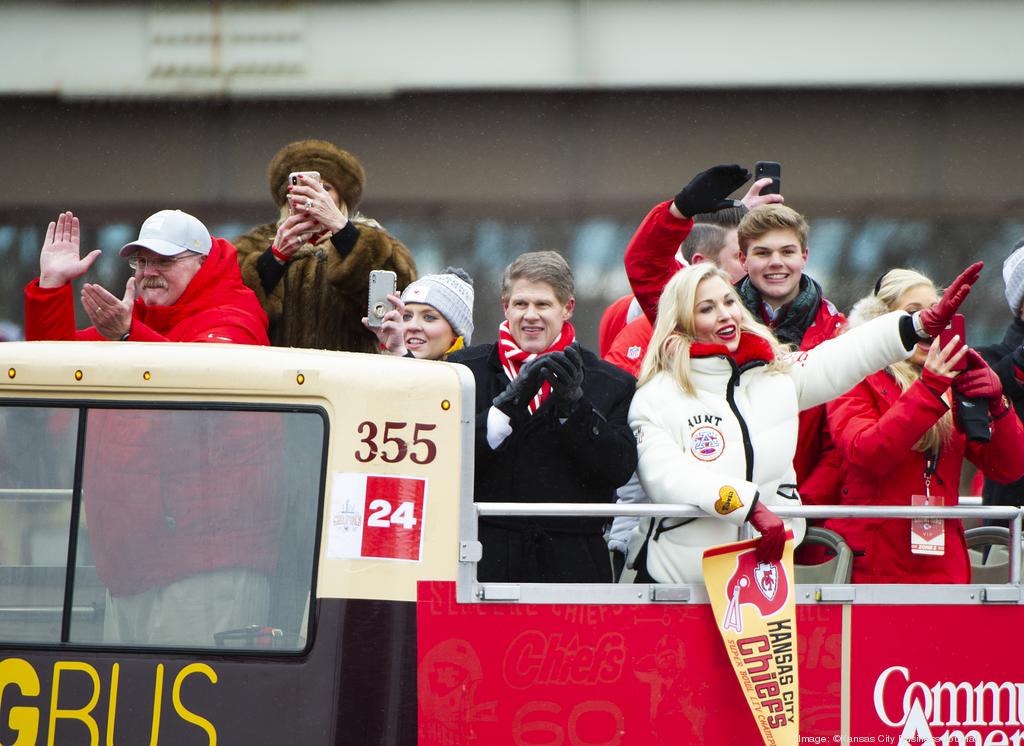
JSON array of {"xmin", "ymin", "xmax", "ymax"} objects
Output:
[{"xmin": 364, "ymin": 267, "xmax": 474, "ymax": 360}]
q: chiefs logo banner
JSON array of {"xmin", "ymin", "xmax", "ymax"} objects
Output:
[{"xmin": 703, "ymin": 532, "xmax": 799, "ymax": 746}]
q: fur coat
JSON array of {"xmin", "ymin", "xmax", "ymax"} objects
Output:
[{"xmin": 234, "ymin": 214, "xmax": 416, "ymax": 353}]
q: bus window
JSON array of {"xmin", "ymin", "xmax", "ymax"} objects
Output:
[
  {"xmin": 1, "ymin": 402, "xmax": 326, "ymax": 652},
  {"xmin": 69, "ymin": 406, "xmax": 324, "ymax": 650},
  {"xmin": 0, "ymin": 405, "xmax": 79, "ymax": 643}
]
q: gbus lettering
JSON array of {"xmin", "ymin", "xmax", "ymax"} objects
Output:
[{"xmin": 0, "ymin": 657, "xmax": 217, "ymax": 745}]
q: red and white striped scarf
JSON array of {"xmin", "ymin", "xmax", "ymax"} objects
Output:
[{"xmin": 497, "ymin": 320, "xmax": 577, "ymax": 414}]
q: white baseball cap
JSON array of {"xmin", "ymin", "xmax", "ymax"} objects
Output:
[{"xmin": 119, "ymin": 209, "xmax": 213, "ymax": 257}]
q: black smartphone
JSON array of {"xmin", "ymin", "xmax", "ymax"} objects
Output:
[{"xmin": 754, "ymin": 161, "xmax": 781, "ymax": 195}]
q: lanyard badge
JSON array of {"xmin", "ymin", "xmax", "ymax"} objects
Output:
[{"xmin": 910, "ymin": 451, "xmax": 945, "ymax": 556}]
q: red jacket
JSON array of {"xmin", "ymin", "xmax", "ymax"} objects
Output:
[
  {"xmin": 826, "ymin": 370, "xmax": 1024, "ymax": 583},
  {"xmin": 604, "ymin": 314, "xmax": 652, "ymax": 377},
  {"xmin": 25, "ymin": 238, "xmax": 269, "ymax": 345},
  {"xmin": 598, "ymin": 294, "xmax": 637, "ymax": 358},
  {"xmin": 623, "ymin": 200, "xmax": 689, "ymax": 325}
]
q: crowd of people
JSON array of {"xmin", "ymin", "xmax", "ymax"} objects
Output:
[{"xmin": 18, "ymin": 141, "xmax": 1024, "ymax": 613}]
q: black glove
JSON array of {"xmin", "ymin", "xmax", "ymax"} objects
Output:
[
  {"xmin": 673, "ymin": 164, "xmax": 751, "ymax": 218},
  {"xmin": 492, "ymin": 355, "xmax": 547, "ymax": 418},
  {"xmin": 539, "ymin": 345, "xmax": 585, "ymax": 414}
]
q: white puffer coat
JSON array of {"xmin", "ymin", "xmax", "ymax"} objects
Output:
[{"xmin": 627, "ymin": 311, "xmax": 913, "ymax": 583}]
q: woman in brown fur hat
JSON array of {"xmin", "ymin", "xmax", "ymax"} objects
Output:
[{"xmin": 234, "ymin": 139, "xmax": 416, "ymax": 352}]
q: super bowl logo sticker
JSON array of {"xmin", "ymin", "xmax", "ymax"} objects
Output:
[
  {"xmin": 327, "ymin": 472, "xmax": 428, "ymax": 562},
  {"xmin": 691, "ymin": 426, "xmax": 724, "ymax": 462},
  {"xmin": 715, "ymin": 485, "xmax": 743, "ymax": 515},
  {"xmin": 703, "ymin": 533, "xmax": 799, "ymax": 746}
]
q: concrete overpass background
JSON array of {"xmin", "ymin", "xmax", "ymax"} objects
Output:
[{"xmin": 2, "ymin": 2, "xmax": 1023, "ymax": 345}]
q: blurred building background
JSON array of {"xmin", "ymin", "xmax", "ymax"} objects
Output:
[{"xmin": 2, "ymin": 1, "xmax": 1024, "ymax": 346}]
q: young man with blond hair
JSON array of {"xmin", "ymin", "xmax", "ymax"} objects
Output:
[{"xmin": 735, "ymin": 204, "xmax": 846, "ymax": 509}]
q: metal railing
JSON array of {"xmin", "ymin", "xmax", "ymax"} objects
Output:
[{"xmin": 460, "ymin": 502, "xmax": 1024, "ymax": 604}]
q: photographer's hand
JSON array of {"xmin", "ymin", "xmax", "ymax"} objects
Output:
[
  {"xmin": 272, "ymin": 213, "xmax": 320, "ymax": 262},
  {"xmin": 288, "ymin": 174, "xmax": 349, "ymax": 235},
  {"xmin": 740, "ymin": 177, "xmax": 785, "ymax": 210},
  {"xmin": 362, "ymin": 294, "xmax": 407, "ymax": 356}
]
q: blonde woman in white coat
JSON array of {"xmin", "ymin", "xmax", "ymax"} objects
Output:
[{"xmin": 627, "ymin": 260, "xmax": 983, "ymax": 584}]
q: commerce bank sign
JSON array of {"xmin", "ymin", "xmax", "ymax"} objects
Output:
[{"xmin": 874, "ymin": 665, "xmax": 1024, "ymax": 744}]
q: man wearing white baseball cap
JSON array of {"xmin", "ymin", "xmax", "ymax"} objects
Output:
[
  {"xmin": 25, "ymin": 209, "xmax": 268, "ymax": 344},
  {"xmin": 23, "ymin": 209, "xmax": 278, "ymax": 646}
]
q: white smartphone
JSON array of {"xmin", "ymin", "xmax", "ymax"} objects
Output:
[
  {"xmin": 367, "ymin": 270, "xmax": 398, "ymax": 328},
  {"xmin": 288, "ymin": 171, "xmax": 321, "ymax": 214}
]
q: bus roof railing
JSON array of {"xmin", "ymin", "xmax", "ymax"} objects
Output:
[{"xmin": 464, "ymin": 503, "xmax": 1024, "ymax": 593}]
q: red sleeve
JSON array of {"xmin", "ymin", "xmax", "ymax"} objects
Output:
[
  {"xmin": 24, "ymin": 280, "xmax": 99, "ymax": 341},
  {"xmin": 964, "ymin": 403, "xmax": 1024, "ymax": 484},
  {"xmin": 598, "ymin": 295, "xmax": 635, "ymax": 358},
  {"xmin": 623, "ymin": 201, "xmax": 692, "ymax": 324},
  {"xmin": 827, "ymin": 378, "xmax": 950, "ymax": 479},
  {"xmin": 603, "ymin": 316, "xmax": 652, "ymax": 378}
]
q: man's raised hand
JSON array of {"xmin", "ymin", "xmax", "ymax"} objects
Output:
[{"xmin": 39, "ymin": 211, "xmax": 102, "ymax": 288}]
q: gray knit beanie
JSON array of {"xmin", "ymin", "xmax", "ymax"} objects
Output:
[
  {"xmin": 401, "ymin": 267, "xmax": 475, "ymax": 344},
  {"xmin": 1005, "ymin": 239, "xmax": 1024, "ymax": 315}
]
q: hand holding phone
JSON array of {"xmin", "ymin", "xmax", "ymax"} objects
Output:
[
  {"xmin": 367, "ymin": 270, "xmax": 398, "ymax": 328},
  {"xmin": 288, "ymin": 171, "xmax": 322, "ymax": 215},
  {"xmin": 754, "ymin": 161, "xmax": 781, "ymax": 196}
]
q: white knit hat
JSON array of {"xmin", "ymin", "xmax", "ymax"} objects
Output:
[
  {"xmin": 1004, "ymin": 240, "xmax": 1024, "ymax": 315},
  {"xmin": 401, "ymin": 267, "xmax": 475, "ymax": 344}
]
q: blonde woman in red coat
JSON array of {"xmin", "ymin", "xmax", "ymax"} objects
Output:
[{"xmin": 826, "ymin": 269, "xmax": 1024, "ymax": 583}]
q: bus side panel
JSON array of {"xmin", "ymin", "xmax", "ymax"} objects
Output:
[
  {"xmin": 851, "ymin": 605, "xmax": 1024, "ymax": 742},
  {"xmin": 0, "ymin": 598, "xmax": 416, "ymax": 746},
  {"xmin": 416, "ymin": 581, "xmax": 842, "ymax": 744}
]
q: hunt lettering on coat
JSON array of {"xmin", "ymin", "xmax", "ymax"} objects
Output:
[{"xmin": 686, "ymin": 414, "xmax": 723, "ymax": 429}]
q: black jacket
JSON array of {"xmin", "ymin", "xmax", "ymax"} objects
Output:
[
  {"xmin": 978, "ymin": 317, "xmax": 1024, "ymax": 506},
  {"xmin": 449, "ymin": 342, "xmax": 637, "ymax": 582}
]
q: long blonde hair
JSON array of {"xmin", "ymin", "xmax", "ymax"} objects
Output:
[
  {"xmin": 849, "ymin": 268, "xmax": 953, "ymax": 453},
  {"xmin": 637, "ymin": 263, "xmax": 787, "ymax": 395}
]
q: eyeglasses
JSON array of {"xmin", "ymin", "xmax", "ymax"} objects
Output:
[{"xmin": 127, "ymin": 252, "xmax": 202, "ymax": 272}]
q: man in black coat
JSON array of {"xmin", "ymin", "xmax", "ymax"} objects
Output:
[
  {"xmin": 449, "ymin": 251, "xmax": 637, "ymax": 583},
  {"xmin": 978, "ymin": 240, "xmax": 1024, "ymax": 507}
]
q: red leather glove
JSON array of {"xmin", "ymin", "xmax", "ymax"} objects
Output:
[
  {"xmin": 748, "ymin": 502, "xmax": 786, "ymax": 563},
  {"xmin": 917, "ymin": 262, "xmax": 984, "ymax": 337},
  {"xmin": 955, "ymin": 349, "xmax": 1005, "ymax": 414}
]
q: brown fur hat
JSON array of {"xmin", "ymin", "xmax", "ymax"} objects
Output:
[{"xmin": 267, "ymin": 139, "xmax": 366, "ymax": 211}]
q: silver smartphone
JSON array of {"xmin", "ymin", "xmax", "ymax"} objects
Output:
[{"xmin": 367, "ymin": 270, "xmax": 398, "ymax": 328}]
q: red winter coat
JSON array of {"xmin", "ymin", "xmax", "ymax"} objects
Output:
[
  {"xmin": 826, "ymin": 370, "xmax": 1024, "ymax": 583},
  {"xmin": 604, "ymin": 314, "xmax": 652, "ymax": 377},
  {"xmin": 25, "ymin": 238, "xmax": 269, "ymax": 345}
]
